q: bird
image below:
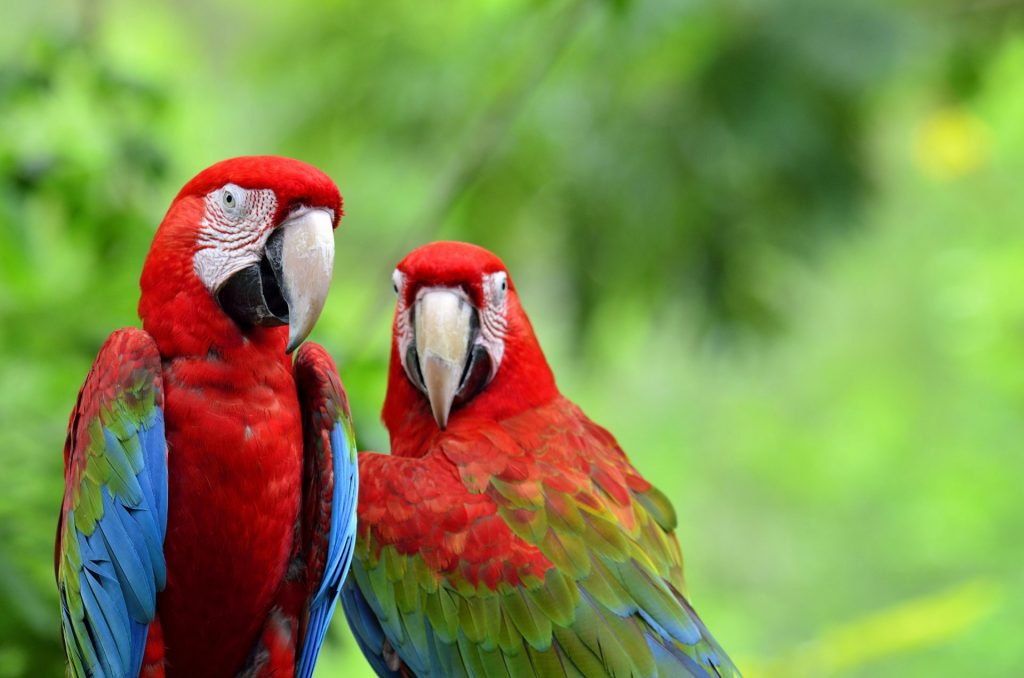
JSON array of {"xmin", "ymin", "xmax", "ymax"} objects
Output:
[
  {"xmin": 55, "ymin": 156, "xmax": 359, "ymax": 678},
  {"xmin": 341, "ymin": 241, "xmax": 740, "ymax": 677}
]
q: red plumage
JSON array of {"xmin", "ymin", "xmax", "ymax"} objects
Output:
[
  {"xmin": 362, "ymin": 242, "xmax": 653, "ymax": 588},
  {"xmin": 359, "ymin": 397, "xmax": 654, "ymax": 590},
  {"xmin": 382, "ymin": 244, "xmax": 559, "ymax": 440},
  {"xmin": 135, "ymin": 157, "xmax": 341, "ymax": 677},
  {"xmin": 345, "ymin": 242, "xmax": 742, "ymax": 677}
]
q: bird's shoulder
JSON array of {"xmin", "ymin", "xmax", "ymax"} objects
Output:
[{"xmin": 61, "ymin": 327, "xmax": 165, "ymax": 512}]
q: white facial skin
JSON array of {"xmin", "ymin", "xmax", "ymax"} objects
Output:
[
  {"xmin": 393, "ymin": 269, "xmax": 510, "ymax": 392},
  {"xmin": 191, "ymin": 183, "xmax": 337, "ymax": 351},
  {"xmin": 193, "ymin": 184, "xmax": 278, "ymax": 293},
  {"xmin": 478, "ymin": 270, "xmax": 509, "ymax": 380}
]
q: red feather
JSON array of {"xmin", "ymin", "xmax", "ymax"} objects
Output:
[
  {"xmin": 350, "ymin": 242, "xmax": 739, "ymax": 677},
  {"xmin": 133, "ymin": 157, "xmax": 342, "ymax": 677}
]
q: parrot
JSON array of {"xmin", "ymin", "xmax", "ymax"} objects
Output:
[
  {"xmin": 55, "ymin": 156, "xmax": 359, "ymax": 678},
  {"xmin": 341, "ymin": 241, "xmax": 740, "ymax": 677}
]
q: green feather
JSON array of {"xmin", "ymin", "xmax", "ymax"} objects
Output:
[
  {"xmin": 541, "ymin": 527, "xmax": 591, "ymax": 579},
  {"xmin": 457, "ymin": 594, "xmax": 486, "ymax": 644},
  {"xmin": 612, "ymin": 558, "xmax": 699, "ymax": 644},
  {"xmin": 477, "ymin": 593, "xmax": 502, "ymax": 650},
  {"xmin": 456, "ymin": 631, "xmax": 487, "ymax": 677},
  {"xmin": 544, "ymin": 490, "xmax": 586, "ymax": 534},
  {"xmin": 424, "ymin": 587, "xmax": 453, "ymax": 642},
  {"xmin": 76, "ymin": 476, "xmax": 102, "ymax": 535},
  {"xmin": 496, "ymin": 607, "xmax": 521, "ymax": 653},
  {"xmin": 415, "ymin": 554, "xmax": 439, "ymax": 593},
  {"xmin": 348, "ymin": 414, "xmax": 742, "ymax": 677},
  {"xmin": 399, "ymin": 605, "xmax": 430, "ymax": 667},
  {"xmin": 476, "ymin": 643, "xmax": 513, "ymax": 678},
  {"xmin": 382, "ymin": 544, "xmax": 406, "ymax": 582},
  {"xmin": 358, "ymin": 560, "xmax": 403, "ymax": 642},
  {"xmin": 500, "ymin": 504, "xmax": 548, "ymax": 543},
  {"xmin": 572, "ymin": 596, "xmax": 646, "ymax": 677},
  {"xmin": 395, "ymin": 562, "xmax": 419, "ymax": 613},
  {"xmin": 490, "ymin": 477, "xmax": 541, "ymax": 509},
  {"xmin": 525, "ymin": 640, "xmax": 564, "ymax": 676},
  {"xmin": 438, "ymin": 585, "xmax": 461, "ymax": 635},
  {"xmin": 580, "ymin": 555, "xmax": 633, "ymax": 615},
  {"xmin": 526, "ymin": 569, "xmax": 576, "ymax": 628},
  {"xmin": 103, "ymin": 436, "xmax": 143, "ymax": 504},
  {"xmin": 634, "ymin": 486, "xmax": 677, "ymax": 532},
  {"xmin": 501, "ymin": 588, "xmax": 551, "ymax": 651},
  {"xmin": 553, "ymin": 626, "xmax": 609, "ymax": 677},
  {"xmin": 62, "ymin": 613, "xmax": 88, "ymax": 678}
]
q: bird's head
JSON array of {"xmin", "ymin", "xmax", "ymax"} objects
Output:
[
  {"xmin": 383, "ymin": 241, "xmax": 558, "ymax": 436},
  {"xmin": 140, "ymin": 156, "xmax": 342, "ymax": 357}
]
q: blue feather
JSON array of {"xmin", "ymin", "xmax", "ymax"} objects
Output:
[
  {"xmin": 102, "ymin": 428, "xmax": 144, "ymax": 505},
  {"xmin": 79, "ymin": 546, "xmax": 123, "ymax": 677},
  {"xmin": 82, "ymin": 524, "xmax": 137, "ymax": 674},
  {"xmin": 142, "ymin": 412, "xmax": 168, "ymax": 532},
  {"xmin": 94, "ymin": 492, "xmax": 154, "ymax": 622},
  {"xmin": 646, "ymin": 634, "xmax": 714, "ymax": 677},
  {"xmin": 296, "ymin": 420, "xmax": 359, "ymax": 678},
  {"xmin": 129, "ymin": 471, "xmax": 166, "ymax": 589},
  {"xmin": 340, "ymin": 583, "xmax": 401, "ymax": 678},
  {"xmin": 57, "ymin": 329, "xmax": 169, "ymax": 678}
]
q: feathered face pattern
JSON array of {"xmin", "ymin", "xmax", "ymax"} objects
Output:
[
  {"xmin": 192, "ymin": 183, "xmax": 282, "ymax": 293},
  {"xmin": 141, "ymin": 156, "xmax": 343, "ymax": 353},
  {"xmin": 392, "ymin": 255, "xmax": 509, "ymax": 427},
  {"xmin": 386, "ymin": 241, "xmax": 558, "ymax": 431}
]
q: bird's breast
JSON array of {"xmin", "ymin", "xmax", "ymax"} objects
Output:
[{"xmin": 157, "ymin": 356, "xmax": 302, "ymax": 678}]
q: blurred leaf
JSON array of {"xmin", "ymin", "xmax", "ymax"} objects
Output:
[
  {"xmin": 2, "ymin": 1, "xmax": 1024, "ymax": 677},
  {"xmin": 751, "ymin": 579, "xmax": 1002, "ymax": 677}
]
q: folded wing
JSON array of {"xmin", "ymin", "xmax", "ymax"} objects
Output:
[
  {"xmin": 294, "ymin": 343, "xmax": 360, "ymax": 678},
  {"xmin": 342, "ymin": 400, "xmax": 740, "ymax": 677},
  {"xmin": 56, "ymin": 328, "xmax": 168, "ymax": 678}
]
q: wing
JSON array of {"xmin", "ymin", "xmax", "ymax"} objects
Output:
[
  {"xmin": 56, "ymin": 328, "xmax": 168, "ymax": 678},
  {"xmin": 293, "ymin": 342, "xmax": 359, "ymax": 678},
  {"xmin": 344, "ymin": 397, "xmax": 740, "ymax": 677}
]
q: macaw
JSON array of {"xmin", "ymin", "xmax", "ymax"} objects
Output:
[
  {"xmin": 56, "ymin": 156, "xmax": 359, "ymax": 678},
  {"xmin": 342, "ymin": 241, "xmax": 740, "ymax": 677}
]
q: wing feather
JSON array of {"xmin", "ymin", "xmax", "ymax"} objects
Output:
[
  {"xmin": 56, "ymin": 328, "xmax": 167, "ymax": 678},
  {"xmin": 345, "ymin": 397, "xmax": 740, "ymax": 677},
  {"xmin": 293, "ymin": 343, "xmax": 359, "ymax": 678}
]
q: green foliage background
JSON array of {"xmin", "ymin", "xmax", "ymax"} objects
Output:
[{"xmin": 1, "ymin": 0, "xmax": 1021, "ymax": 675}]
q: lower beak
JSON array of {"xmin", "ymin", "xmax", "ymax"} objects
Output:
[
  {"xmin": 414, "ymin": 290, "xmax": 474, "ymax": 429},
  {"xmin": 216, "ymin": 208, "xmax": 335, "ymax": 353}
]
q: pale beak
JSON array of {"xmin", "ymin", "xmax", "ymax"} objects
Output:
[
  {"xmin": 414, "ymin": 289, "xmax": 474, "ymax": 429},
  {"xmin": 269, "ymin": 208, "xmax": 335, "ymax": 353}
]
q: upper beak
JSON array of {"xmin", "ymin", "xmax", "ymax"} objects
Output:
[
  {"xmin": 216, "ymin": 207, "xmax": 335, "ymax": 353},
  {"xmin": 414, "ymin": 289, "xmax": 474, "ymax": 429},
  {"xmin": 270, "ymin": 208, "xmax": 335, "ymax": 352}
]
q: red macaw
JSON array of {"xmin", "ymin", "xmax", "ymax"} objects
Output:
[
  {"xmin": 56, "ymin": 157, "xmax": 359, "ymax": 678},
  {"xmin": 342, "ymin": 241, "xmax": 740, "ymax": 677}
]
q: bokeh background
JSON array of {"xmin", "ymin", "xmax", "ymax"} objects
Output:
[{"xmin": 2, "ymin": 0, "xmax": 1022, "ymax": 675}]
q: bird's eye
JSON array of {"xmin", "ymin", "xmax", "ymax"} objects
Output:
[
  {"xmin": 391, "ymin": 270, "xmax": 402, "ymax": 296},
  {"xmin": 220, "ymin": 185, "xmax": 243, "ymax": 214}
]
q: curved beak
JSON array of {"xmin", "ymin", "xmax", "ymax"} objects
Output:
[
  {"xmin": 272, "ymin": 208, "xmax": 335, "ymax": 352},
  {"xmin": 414, "ymin": 290, "xmax": 474, "ymax": 429},
  {"xmin": 216, "ymin": 207, "xmax": 335, "ymax": 353}
]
